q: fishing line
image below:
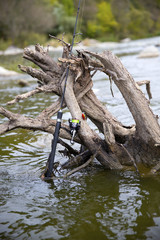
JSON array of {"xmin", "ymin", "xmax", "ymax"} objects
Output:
[{"xmin": 76, "ymin": 0, "xmax": 86, "ymax": 42}]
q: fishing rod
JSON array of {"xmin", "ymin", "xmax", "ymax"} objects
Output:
[{"xmin": 45, "ymin": 0, "xmax": 82, "ymax": 178}]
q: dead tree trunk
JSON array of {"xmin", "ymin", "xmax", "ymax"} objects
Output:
[{"xmin": 1, "ymin": 43, "xmax": 160, "ymax": 175}]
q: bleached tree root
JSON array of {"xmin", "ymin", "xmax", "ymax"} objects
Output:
[{"xmin": 1, "ymin": 43, "xmax": 160, "ymax": 177}]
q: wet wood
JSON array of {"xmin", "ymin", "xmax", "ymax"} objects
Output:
[{"xmin": 1, "ymin": 42, "xmax": 160, "ymax": 174}]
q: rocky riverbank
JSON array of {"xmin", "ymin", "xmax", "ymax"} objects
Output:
[
  {"xmin": 0, "ymin": 66, "xmax": 19, "ymax": 76},
  {"xmin": 0, "ymin": 36, "xmax": 160, "ymax": 76}
]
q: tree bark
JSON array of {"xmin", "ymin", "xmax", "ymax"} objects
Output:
[{"xmin": 1, "ymin": 43, "xmax": 160, "ymax": 175}]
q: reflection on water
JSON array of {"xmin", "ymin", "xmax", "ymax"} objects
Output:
[
  {"xmin": 1, "ymin": 167, "xmax": 160, "ymax": 240},
  {"xmin": 1, "ymin": 37, "xmax": 160, "ymax": 239}
]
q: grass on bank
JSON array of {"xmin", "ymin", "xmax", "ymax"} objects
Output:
[
  {"xmin": 0, "ymin": 33, "xmax": 76, "ymax": 72},
  {"xmin": 0, "ymin": 54, "xmax": 37, "ymax": 73}
]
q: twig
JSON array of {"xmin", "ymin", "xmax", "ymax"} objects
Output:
[
  {"xmin": 136, "ymin": 80, "xmax": 152, "ymax": 99},
  {"xmin": 7, "ymin": 88, "xmax": 41, "ymax": 105},
  {"xmin": 61, "ymin": 150, "xmax": 92, "ymax": 169},
  {"xmin": 7, "ymin": 85, "xmax": 58, "ymax": 106},
  {"xmin": 49, "ymin": 34, "xmax": 70, "ymax": 48},
  {"xmin": 120, "ymin": 144, "xmax": 140, "ymax": 175},
  {"xmin": 91, "ymin": 70, "xmax": 97, "ymax": 78},
  {"xmin": 38, "ymin": 98, "xmax": 61, "ymax": 119},
  {"xmin": 109, "ymin": 75, "xmax": 114, "ymax": 97},
  {"xmin": 0, "ymin": 107, "xmax": 17, "ymax": 119},
  {"xmin": 58, "ymin": 138, "xmax": 79, "ymax": 156},
  {"xmin": 63, "ymin": 151, "xmax": 98, "ymax": 178}
]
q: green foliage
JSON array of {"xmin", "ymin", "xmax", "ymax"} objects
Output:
[
  {"xmin": 14, "ymin": 32, "xmax": 47, "ymax": 48},
  {"xmin": 156, "ymin": 0, "xmax": 160, "ymax": 7},
  {"xmin": 111, "ymin": 0, "xmax": 130, "ymax": 39},
  {"xmin": 1, "ymin": 0, "xmax": 160, "ymax": 49},
  {"xmin": 0, "ymin": 39, "xmax": 12, "ymax": 51},
  {"xmin": 87, "ymin": 21, "xmax": 98, "ymax": 38},
  {"xmin": 97, "ymin": 2, "xmax": 118, "ymax": 33},
  {"xmin": 85, "ymin": 0, "xmax": 160, "ymax": 41},
  {"xmin": 51, "ymin": 2, "xmax": 76, "ymax": 36},
  {"xmin": 86, "ymin": 1, "xmax": 118, "ymax": 40},
  {"xmin": 41, "ymin": 0, "xmax": 57, "ymax": 6},
  {"xmin": 155, "ymin": 16, "xmax": 160, "ymax": 34},
  {"xmin": 0, "ymin": 0, "xmax": 53, "ymax": 47},
  {"xmin": 127, "ymin": 8, "xmax": 154, "ymax": 38},
  {"xmin": 59, "ymin": 0, "xmax": 74, "ymax": 15},
  {"xmin": 0, "ymin": 54, "xmax": 36, "ymax": 73}
]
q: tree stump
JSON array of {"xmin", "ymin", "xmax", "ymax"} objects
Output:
[{"xmin": 1, "ymin": 42, "xmax": 160, "ymax": 176}]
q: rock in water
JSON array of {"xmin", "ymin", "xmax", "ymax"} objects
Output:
[
  {"xmin": 17, "ymin": 79, "xmax": 29, "ymax": 87},
  {"xmin": 138, "ymin": 45, "xmax": 160, "ymax": 58}
]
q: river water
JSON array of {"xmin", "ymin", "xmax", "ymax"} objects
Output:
[{"xmin": 1, "ymin": 37, "xmax": 160, "ymax": 240}]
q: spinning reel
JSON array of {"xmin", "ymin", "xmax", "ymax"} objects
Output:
[{"xmin": 68, "ymin": 119, "xmax": 81, "ymax": 144}]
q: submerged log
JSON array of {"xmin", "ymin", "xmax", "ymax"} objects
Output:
[{"xmin": 0, "ymin": 42, "xmax": 160, "ymax": 176}]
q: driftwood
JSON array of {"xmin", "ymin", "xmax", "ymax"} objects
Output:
[
  {"xmin": 63, "ymin": 150, "xmax": 98, "ymax": 178},
  {"xmin": 1, "ymin": 42, "xmax": 160, "ymax": 176}
]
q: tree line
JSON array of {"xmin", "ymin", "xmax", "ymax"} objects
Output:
[{"xmin": 0, "ymin": 0, "xmax": 160, "ymax": 49}]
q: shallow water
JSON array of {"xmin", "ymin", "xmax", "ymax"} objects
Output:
[{"xmin": 1, "ymin": 37, "xmax": 160, "ymax": 239}]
